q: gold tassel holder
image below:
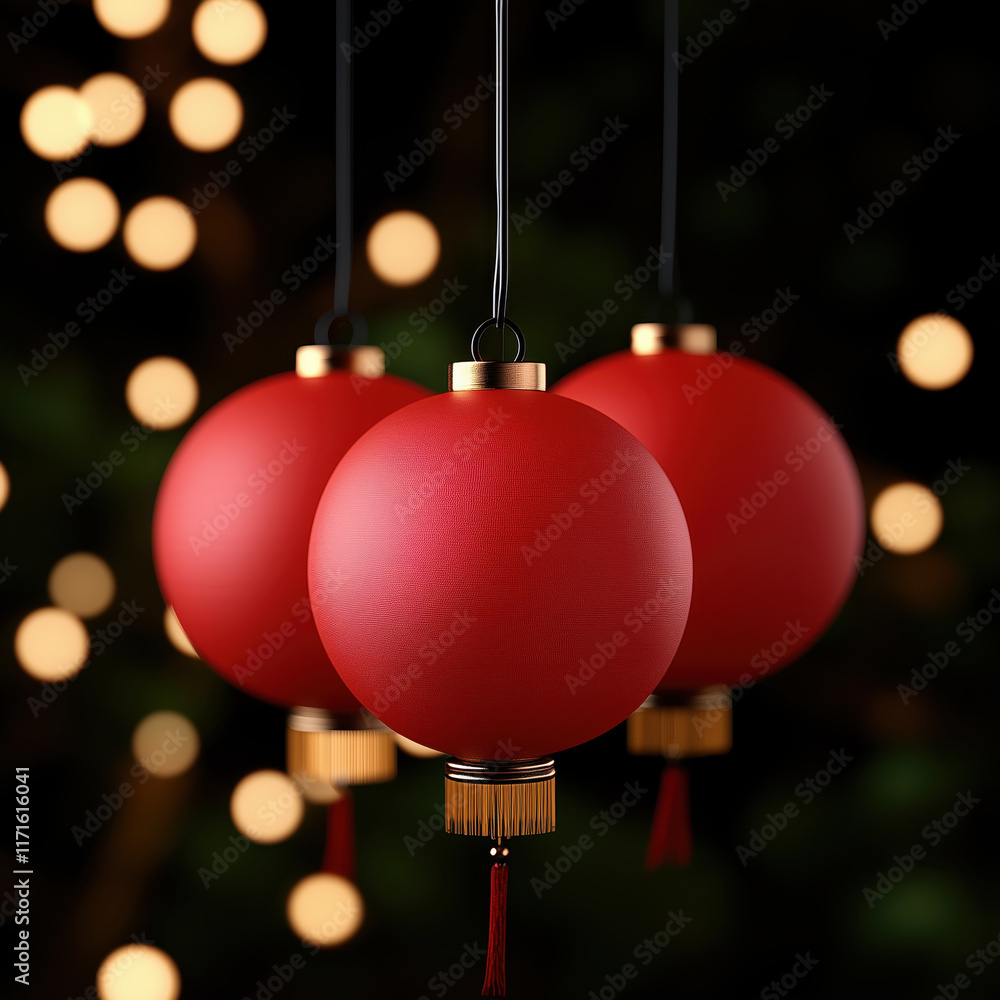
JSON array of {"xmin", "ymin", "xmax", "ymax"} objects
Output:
[
  {"xmin": 627, "ymin": 687, "xmax": 732, "ymax": 760},
  {"xmin": 445, "ymin": 758, "xmax": 556, "ymax": 838},
  {"xmin": 286, "ymin": 707, "xmax": 397, "ymax": 786}
]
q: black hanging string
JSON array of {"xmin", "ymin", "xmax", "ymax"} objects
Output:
[
  {"xmin": 492, "ymin": 0, "xmax": 509, "ymax": 335},
  {"xmin": 316, "ymin": 0, "xmax": 355, "ymax": 346},
  {"xmin": 470, "ymin": 0, "xmax": 525, "ymax": 364},
  {"xmin": 659, "ymin": 0, "xmax": 678, "ymax": 301}
]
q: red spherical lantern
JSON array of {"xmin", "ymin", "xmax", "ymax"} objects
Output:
[
  {"xmin": 553, "ymin": 324, "xmax": 864, "ymax": 865},
  {"xmin": 309, "ymin": 357, "xmax": 693, "ymax": 835},
  {"xmin": 153, "ymin": 345, "xmax": 430, "ymax": 785}
]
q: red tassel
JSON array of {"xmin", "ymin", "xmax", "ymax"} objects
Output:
[
  {"xmin": 482, "ymin": 861, "xmax": 508, "ymax": 996},
  {"xmin": 644, "ymin": 764, "xmax": 691, "ymax": 870},
  {"xmin": 321, "ymin": 790, "xmax": 356, "ymax": 881}
]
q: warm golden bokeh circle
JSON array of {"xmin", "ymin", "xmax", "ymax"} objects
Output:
[
  {"xmin": 286, "ymin": 873, "xmax": 364, "ymax": 947},
  {"xmin": 125, "ymin": 357, "xmax": 199, "ymax": 429},
  {"xmin": 96, "ymin": 944, "xmax": 181, "ymax": 1000},
  {"xmin": 230, "ymin": 770, "xmax": 305, "ymax": 843},
  {"xmin": 79, "ymin": 73, "xmax": 147, "ymax": 147},
  {"xmin": 871, "ymin": 482, "xmax": 944, "ymax": 555},
  {"xmin": 45, "ymin": 178, "xmax": 120, "ymax": 252},
  {"xmin": 20, "ymin": 86, "xmax": 93, "ymax": 160},
  {"xmin": 897, "ymin": 314, "xmax": 974, "ymax": 390},
  {"xmin": 366, "ymin": 210, "xmax": 441, "ymax": 286},
  {"xmin": 123, "ymin": 197, "xmax": 198, "ymax": 271},
  {"xmin": 169, "ymin": 78, "xmax": 244, "ymax": 152},
  {"xmin": 132, "ymin": 711, "xmax": 201, "ymax": 778},
  {"xmin": 192, "ymin": 0, "xmax": 268, "ymax": 64},
  {"xmin": 15, "ymin": 607, "xmax": 90, "ymax": 681},
  {"xmin": 48, "ymin": 552, "xmax": 116, "ymax": 618},
  {"xmin": 93, "ymin": 0, "xmax": 170, "ymax": 39}
]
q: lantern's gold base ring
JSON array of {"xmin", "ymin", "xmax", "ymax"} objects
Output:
[
  {"xmin": 286, "ymin": 707, "xmax": 397, "ymax": 786},
  {"xmin": 445, "ymin": 757, "xmax": 556, "ymax": 838},
  {"xmin": 627, "ymin": 687, "xmax": 732, "ymax": 760}
]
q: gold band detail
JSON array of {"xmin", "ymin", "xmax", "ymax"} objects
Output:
[
  {"xmin": 296, "ymin": 345, "xmax": 386, "ymax": 378},
  {"xmin": 448, "ymin": 361, "xmax": 546, "ymax": 391},
  {"xmin": 286, "ymin": 726, "xmax": 397, "ymax": 785},
  {"xmin": 627, "ymin": 687, "xmax": 733, "ymax": 759},
  {"xmin": 445, "ymin": 774, "xmax": 556, "ymax": 838},
  {"xmin": 630, "ymin": 323, "xmax": 718, "ymax": 356}
]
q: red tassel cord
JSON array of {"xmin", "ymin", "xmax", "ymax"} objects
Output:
[
  {"xmin": 321, "ymin": 789, "xmax": 356, "ymax": 881},
  {"xmin": 482, "ymin": 855, "xmax": 509, "ymax": 996},
  {"xmin": 644, "ymin": 764, "xmax": 691, "ymax": 870}
]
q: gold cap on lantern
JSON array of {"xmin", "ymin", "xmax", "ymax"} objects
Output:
[
  {"xmin": 451, "ymin": 317, "xmax": 545, "ymax": 391},
  {"xmin": 449, "ymin": 361, "xmax": 546, "ymax": 392},
  {"xmin": 296, "ymin": 344, "xmax": 386, "ymax": 379},
  {"xmin": 445, "ymin": 758, "xmax": 556, "ymax": 838},
  {"xmin": 630, "ymin": 323, "xmax": 718, "ymax": 356},
  {"xmin": 627, "ymin": 687, "xmax": 733, "ymax": 760},
  {"xmin": 286, "ymin": 707, "xmax": 397, "ymax": 785}
]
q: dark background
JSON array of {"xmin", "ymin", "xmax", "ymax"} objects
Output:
[{"xmin": 2, "ymin": 1, "xmax": 998, "ymax": 998}]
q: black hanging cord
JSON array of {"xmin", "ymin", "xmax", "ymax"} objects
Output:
[
  {"xmin": 492, "ymin": 0, "xmax": 509, "ymax": 333},
  {"xmin": 316, "ymin": 0, "xmax": 353, "ymax": 345},
  {"xmin": 471, "ymin": 0, "xmax": 524, "ymax": 363},
  {"xmin": 658, "ymin": 0, "xmax": 678, "ymax": 301}
]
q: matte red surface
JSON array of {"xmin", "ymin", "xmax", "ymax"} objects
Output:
[
  {"xmin": 308, "ymin": 389, "xmax": 693, "ymax": 760},
  {"xmin": 554, "ymin": 349, "xmax": 864, "ymax": 690},
  {"xmin": 153, "ymin": 368, "xmax": 430, "ymax": 711}
]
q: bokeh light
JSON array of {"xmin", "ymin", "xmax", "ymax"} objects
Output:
[
  {"xmin": 230, "ymin": 770, "xmax": 304, "ymax": 843},
  {"xmin": 96, "ymin": 943, "xmax": 180, "ymax": 1000},
  {"xmin": 871, "ymin": 482, "xmax": 944, "ymax": 554},
  {"xmin": 93, "ymin": 0, "xmax": 170, "ymax": 39},
  {"xmin": 164, "ymin": 606, "xmax": 200, "ymax": 658},
  {"xmin": 0, "ymin": 461, "xmax": 9, "ymax": 511},
  {"xmin": 125, "ymin": 357, "xmax": 199, "ymax": 429},
  {"xmin": 123, "ymin": 196, "xmax": 198, "ymax": 271},
  {"xmin": 14, "ymin": 607, "xmax": 89, "ymax": 681},
  {"xmin": 20, "ymin": 85, "xmax": 93, "ymax": 160},
  {"xmin": 897, "ymin": 314, "xmax": 974, "ymax": 389},
  {"xmin": 132, "ymin": 711, "xmax": 200, "ymax": 778},
  {"xmin": 286, "ymin": 873, "xmax": 364, "ymax": 947},
  {"xmin": 192, "ymin": 0, "xmax": 268, "ymax": 64},
  {"xmin": 366, "ymin": 210, "xmax": 440, "ymax": 286},
  {"xmin": 48, "ymin": 552, "xmax": 116, "ymax": 618},
  {"xmin": 394, "ymin": 733, "xmax": 444, "ymax": 759},
  {"xmin": 79, "ymin": 73, "xmax": 147, "ymax": 146},
  {"xmin": 168, "ymin": 78, "xmax": 243, "ymax": 152},
  {"xmin": 45, "ymin": 178, "xmax": 120, "ymax": 253}
]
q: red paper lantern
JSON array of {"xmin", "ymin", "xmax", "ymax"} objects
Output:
[
  {"xmin": 554, "ymin": 327, "xmax": 862, "ymax": 687},
  {"xmin": 308, "ymin": 358, "xmax": 693, "ymax": 833},
  {"xmin": 153, "ymin": 345, "xmax": 430, "ymax": 785},
  {"xmin": 553, "ymin": 324, "xmax": 864, "ymax": 865}
]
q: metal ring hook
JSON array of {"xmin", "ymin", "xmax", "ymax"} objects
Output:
[
  {"xmin": 471, "ymin": 317, "xmax": 525, "ymax": 363},
  {"xmin": 313, "ymin": 308, "xmax": 368, "ymax": 347}
]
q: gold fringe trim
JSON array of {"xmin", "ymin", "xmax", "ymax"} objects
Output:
[
  {"xmin": 627, "ymin": 691, "xmax": 733, "ymax": 759},
  {"xmin": 286, "ymin": 727, "xmax": 397, "ymax": 785},
  {"xmin": 446, "ymin": 776, "xmax": 556, "ymax": 838}
]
